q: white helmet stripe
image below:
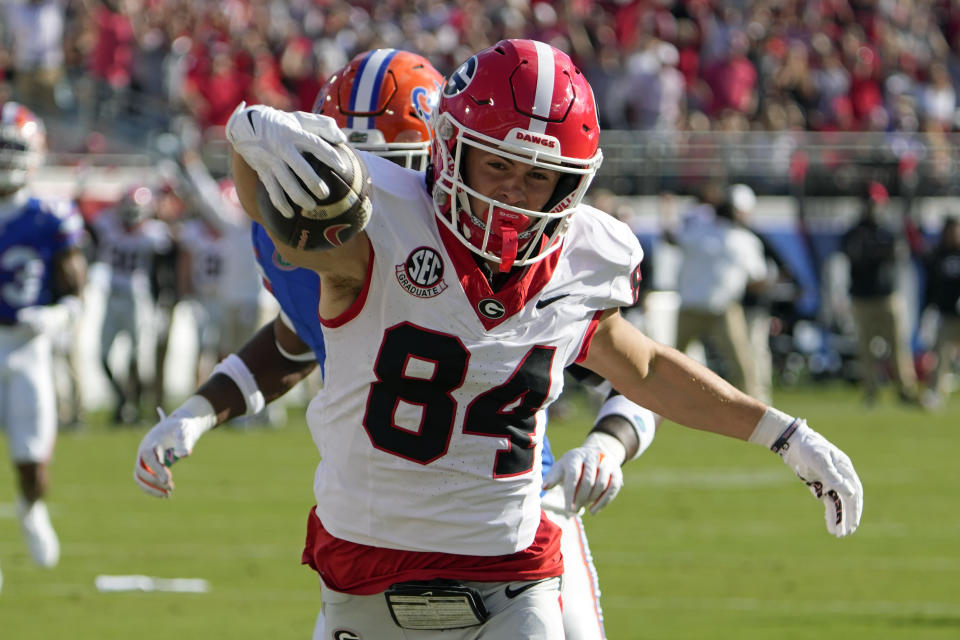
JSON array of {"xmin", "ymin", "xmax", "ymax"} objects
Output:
[
  {"xmin": 528, "ymin": 41, "xmax": 555, "ymax": 134},
  {"xmin": 348, "ymin": 48, "xmax": 397, "ymax": 131}
]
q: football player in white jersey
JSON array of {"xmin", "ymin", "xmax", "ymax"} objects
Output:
[
  {"xmin": 162, "ymin": 40, "xmax": 860, "ymax": 637},
  {"xmin": 90, "ymin": 185, "xmax": 173, "ymax": 423},
  {"xmin": 176, "ymin": 209, "xmax": 231, "ymax": 384},
  {"xmin": 134, "ymin": 49, "xmax": 655, "ymax": 640},
  {"xmin": 178, "ymin": 151, "xmax": 267, "ymax": 374},
  {"xmin": 0, "ymin": 102, "xmax": 87, "ymax": 584}
]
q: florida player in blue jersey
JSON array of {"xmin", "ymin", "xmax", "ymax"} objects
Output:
[
  {"xmin": 134, "ymin": 50, "xmax": 656, "ymax": 640},
  {"xmin": 0, "ymin": 102, "xmax": 87, "ymax": 585}
]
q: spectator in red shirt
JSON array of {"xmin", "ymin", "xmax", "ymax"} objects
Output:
[
  {"xmin": 181, "ymin": 43, "xmax": 250, "ymax": 132},
  {"xmin": 849, "ymin": 49, "xmax": 885, "ymax": 130},
  {"xmin": 81, "ymin": 0, "xmax": 135, "ymax": 129},
  {"xmin": 249, "ymin": 51, "xmax": 292, "ymax": 111},
  {"xmin": 279, "ymin": 37, "xmax": 324, "ymax": 113},
  {"xmin": 702, "ymin": 30, "xmax": 757, "ymax": 117}
]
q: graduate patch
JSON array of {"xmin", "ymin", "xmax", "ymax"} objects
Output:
[{"xmin": 396, "ymin": 247, "xmax": 448, "ymax": 298}]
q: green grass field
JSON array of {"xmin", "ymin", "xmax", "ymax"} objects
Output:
[{"xmin": 1, "ymin": 385, "xmax": 958, "ymax": 639}]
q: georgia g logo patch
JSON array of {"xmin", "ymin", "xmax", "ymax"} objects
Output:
[
  {"xmin": 444, "ymin": 56, "xmax": 477, "ymax": 97},
  {"xmin": 478, "ymin": 298, "xmax": 506, "ymax": 320}
]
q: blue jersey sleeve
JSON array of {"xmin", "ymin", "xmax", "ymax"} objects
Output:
[
  {"xmin": 540, "ymin": 434, "xmax": 553, "ymax": 492},
  {"xmin": 251, "ymin": 223, "xmax": 327, "ymax": 374}
]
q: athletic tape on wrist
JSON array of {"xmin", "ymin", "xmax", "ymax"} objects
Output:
[
  {"xmin": 593, "ymin": 395, "xmax": 657, "ymax": 462},
  {"xmin": 211, "ymin": 354, "xmax": 265, "ymax": 416},
  {"xmin": 749, "ymin": 407, "xmax": 803, "ymax": 453},
  {"xmin": 170, "ymin": 394, "xmax": 219, "ymax": 434}
]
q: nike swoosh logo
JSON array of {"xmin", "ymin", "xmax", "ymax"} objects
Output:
[
  {"xmin": 504, "ymin": 578, "xmax": 553, "ymax": 599},
  {"xmin": 535, "ymin": 294, "xmax": 569, "ymax": 309}
]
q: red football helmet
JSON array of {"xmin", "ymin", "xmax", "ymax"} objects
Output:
[
  {"xmin": 313, "ymin": 49, "xmax": 443, "ymax": 171},
  {"xmin": 0, "ymin": 101, "xmax": 46, "ymax": 195},
  {"xmin": 431, "ymin": 39, "xmax": 603, "ymax": 270}
]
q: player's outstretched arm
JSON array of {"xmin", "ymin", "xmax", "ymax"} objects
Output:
[
  {"xmin": 543, "ymin": 393, "xmax": 659, "ymax": 515},
  {"xmin": 134, "ymin": 315, "xmax": 317, "ymax": 498},
  {"xmin": 581, "ymin": 310, "xmax": 863, "ymax": 538},
  {"xmin": 231, "ymin": 138, "xmax": 371, "ymax": 285}
]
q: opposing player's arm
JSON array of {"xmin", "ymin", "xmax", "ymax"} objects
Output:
[
  {"xmin": 175, "ymin": 245, "xmax": 193, "ymax": 298},
  {"xmin": 17, "ymin": 246, "xmax": 87, "ymax": 336},
  {"xmin": 192, "ymin": 315, "xmax": 317, "ymax": 421},
  {"xmin": 53, "ymin": 246, "xmax": 87, "ymax": 298},
  {"xmin": 543, "ymin": 390, "xmax": 660, "ymax": 515},
  {"xmin": 134, "ymin": 313, "xmax": 316, "ymax": 498},
  {"xmin": 581, "ymin": 309, "xmax": 863, "ymax": 538},
  {"xmin": 589, "ymin": 392, "xmax": 659, "ymax": 462}
]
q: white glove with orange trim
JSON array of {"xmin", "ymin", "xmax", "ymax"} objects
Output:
[
  {"xmin": 542, "ymin": 432, "xmax": 625, "ymax": 515},
  {"xmin": 133, "ymin": 396, "xmax": 218, "ymax": 498}
]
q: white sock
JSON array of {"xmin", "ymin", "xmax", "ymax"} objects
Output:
[{"xmin": 16, "ymin": 497, "xmax": 60, "ymax": 568}]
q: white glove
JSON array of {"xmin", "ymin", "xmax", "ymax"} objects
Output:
[
  {"xmin": 133, "ymin": 396, "xmax": 218, "ymax": 498},
  {"xmin": 751, "ymin": 409, "xmax": 863, "ymax": 538},
  {"xmin": 781, "ymin": 425, "xmax": 863, "ymax": 537},
  {"xmin": 225, "ymin": 102, "xmax": 347, "ymax": 219},
  {"xmin": 16, "ymin": 296, "xmax": 82, "ymax": 336},
  {"xmin": 542, "ymin": 432, "xmax": 625, "ymax": 515}
]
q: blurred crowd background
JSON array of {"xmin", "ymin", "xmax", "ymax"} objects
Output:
[
  {"xmin": 3, "ymin": 0, "xmax": 959, "ymax": 422},
  {"xmin": 6, "ymin": 0, "xmax": 960, "ymax": 145}
]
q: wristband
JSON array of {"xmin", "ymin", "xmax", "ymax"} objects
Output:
[
  {"xmin": 748, "ymin": 407, "xmax": 802, "ymax": 454},
  {"xmin": 211, "ymin": 354, "xmax": 265, "ymax": 416},
  {"xmin": 593, "ymin": 395, "xmax": 657, "ymax": 462}
]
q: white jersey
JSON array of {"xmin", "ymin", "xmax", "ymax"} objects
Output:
[
  {"xmin": 92, "ymin": 211, "xmax": 172, "ymax": 296},
  {"xmin": 217, "ymin": 222, "xmax": 263, "ymax": 306},
  {"xmin": 308, "ymin": 155, "xmax": 642, "ymax": 556},
  {"xmin": 676, "ymin": 216, "xmax": 767, "ymax": 313},
  {"xmin": 179, "ymin": 218, "xmax": 225, "ymax": 299}
]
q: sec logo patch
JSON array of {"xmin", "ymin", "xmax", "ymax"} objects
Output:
[{"xmin": 396, "ymin": 247, "xmax": 448, "ymax": 299}]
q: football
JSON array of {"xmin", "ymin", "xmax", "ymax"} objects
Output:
[{"xmin": 255, "ymin": 142, "xmax": 373, "ymax": 251}]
